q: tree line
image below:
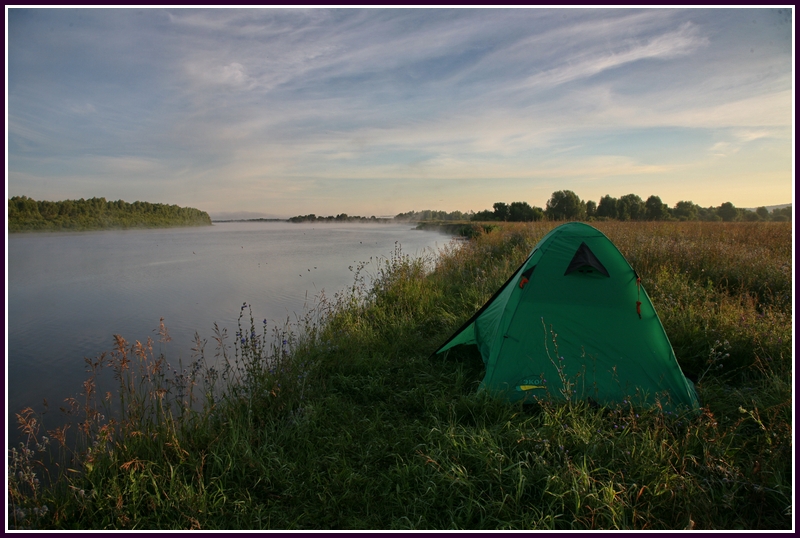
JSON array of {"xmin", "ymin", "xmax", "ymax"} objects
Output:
[
  {"xmin": 288, "ymin": 213, "xmax": 393, "ymax": 223},
  {"xmin": 8, "ymin": 196, "xmax": 213, "ymax": 232},
  {"xmin": 469, "ymin": 191, "xmax": 791, "ymax": 223},
  {"xmin": 394, "ymin": 210, "xmax": 472, "ymax": 222},
  {"xmin": 289, "ymin": 209, "xmax": 473, "ymax": 223}
]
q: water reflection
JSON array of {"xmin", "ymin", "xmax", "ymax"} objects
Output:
[{"xmin": 7, "ymin": 221, "xmax": 454, "ymax": 444}]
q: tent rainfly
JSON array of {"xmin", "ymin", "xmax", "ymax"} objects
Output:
[{"xmin": 435, "ymin": 222, "xmax": 699, "ymax": 411}]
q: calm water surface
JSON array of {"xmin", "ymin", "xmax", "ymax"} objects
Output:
[{"xmin": 6, "ymin": 221, "xmax": 454, "ymax": 441}]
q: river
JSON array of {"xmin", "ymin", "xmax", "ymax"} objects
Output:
[{"xmin": 6, "ymin": 221, "xmax": 454, "ymax": 446}]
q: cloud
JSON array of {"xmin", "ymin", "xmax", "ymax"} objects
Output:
[
  {"xmin": 69, "ymin": 102, "xmax": 97, "ymax": 114},
  {"xmin": 6, "ymin": 8, "xmax": 793, "ymax": 213},
  {"xmin": 89, "ymin": 155, "xmax": 166, "ymax": 175},
  {"xmin": 219, "ymin": 62, "xmax": 248, "ymax": 86},
  {"xmin": 732, "ymin": 129, "xmax": 771, "ymax": 142},
  {"xmin": 519, "ymin": 21, "xmax": 708, "ymax": 90},
  {"xmin": 708, "ymin": 141, "xmax": 732, "ymax": 157},
  {"xmin": 663, "ymin": 90, "xmax": 791, "ymax": 129},
  {"xmin": 707, "ymin": 126, "xmax": 780, "ymax": 158}
]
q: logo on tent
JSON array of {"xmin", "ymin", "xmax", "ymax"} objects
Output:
[{"xmin": 516, "ymin": 378, "xmax": 546, "ymax": 392}]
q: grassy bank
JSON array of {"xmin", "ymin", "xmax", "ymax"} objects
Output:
[{"xmin": 9, "ymin": 221, "xmax": 792, "ymax": 530}]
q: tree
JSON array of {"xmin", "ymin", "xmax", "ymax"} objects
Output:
[
  {"xmin": 698, "ymin": 206, "xmax": 721, "ymax": 221},
  {"xmin": 756, "ymin": 206, "xmax": 770, "ymax": 220},
  {"xmin": 585, "ymin": 200, "xmax": 597, "ymax": 219},
  {"xmin": 596, "ymin": 195, "xmax": 618, "ymax": 219},
  {"xmin": 645, "ymin": 195, "xmax": 670, "ymax": 221},
  {"xmin": 740, "ymin": 210, "xmax": 760, "ymax": 222},
  {"xmin": 717, "ymin": 202, "xmax": 738, "ymax": 222},
  {"xmin": 471, "ymin": 209, "xmax": 495, "ymax": 221},
  {"xmin": 771, "ymin": 206, "xmax": 792, "ymax": 221},
  {"xmin": 545, "ymin": 190, "xmax": 586, "ymax": 221},
  {"xmin": 509, "ymin": 201, "xmax": 536, "ymax": 222},
  {"xmin": 8, "ymin": 196, "xmax": 211, "ymax": 232},
  {"xmin": 673, "ymin": 201, "xmax": 699, "ymax": 221},
  {"xmin": 616, "ymin": 194, "xmax": 645, "ymax": 221},
  {"xmin": 492, "ymin": 202, "xmax": 510, "ymax": 221}
]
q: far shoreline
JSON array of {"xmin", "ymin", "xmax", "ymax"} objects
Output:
[{"xmin": 212, "ymin": 217, "xmax": 408, "ymax": 224}]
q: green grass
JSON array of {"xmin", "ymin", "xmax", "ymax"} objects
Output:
[{"xmin": 8, "ymin": 221, "xmax": 792, "ymax": 529}]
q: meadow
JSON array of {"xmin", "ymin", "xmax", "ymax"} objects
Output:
[{"xmin": 8, "ymin": 220, "xmax": 793, "ymax": 530}]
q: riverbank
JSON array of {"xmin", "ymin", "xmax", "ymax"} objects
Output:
[
  {"xmin": 9, "ymin": 221, "xmax": 792, "ymax": 530},
  {"xmin": 8, "ymin": 196, "xmax": 212, "ymax": 232},
  {"xmin": 414, "ymin": 220, "xmax": 499, "ymax": 238}
]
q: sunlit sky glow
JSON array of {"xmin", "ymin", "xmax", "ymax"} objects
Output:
[{"xmin": 6, "ymin": 7, "xmax": 794, "ymax": 219}]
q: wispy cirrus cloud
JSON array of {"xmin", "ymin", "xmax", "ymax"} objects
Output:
[
  {"xmin": 518, "ymin": 21, "xmax": 708, "ymax": 90},
  {"xmin": 7, "ymin": 8, "xmax": 793, "ymax": 215}
]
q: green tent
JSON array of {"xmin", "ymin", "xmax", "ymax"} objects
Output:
[{"xmin": 436, "ymin": 222, "xmax": 699, "ymax": 411}]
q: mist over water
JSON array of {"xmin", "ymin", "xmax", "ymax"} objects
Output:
[{"xmin": 7, "ymin": 221, "xmax": 454, "ymax": 442}]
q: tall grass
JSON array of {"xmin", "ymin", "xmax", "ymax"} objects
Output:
[{"xmin": 8, "ymin": 222, "xmax": 792, "ymax": 529}]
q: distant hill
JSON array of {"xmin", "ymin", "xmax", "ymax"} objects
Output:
[{"xmin": 743, "ymin": 203, "xmax": 792, "ymax": 212}]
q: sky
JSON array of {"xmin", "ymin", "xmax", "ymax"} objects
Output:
[{"xmin": 5, "ymin": 7, "xmax": 795, "ymax": 219}]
